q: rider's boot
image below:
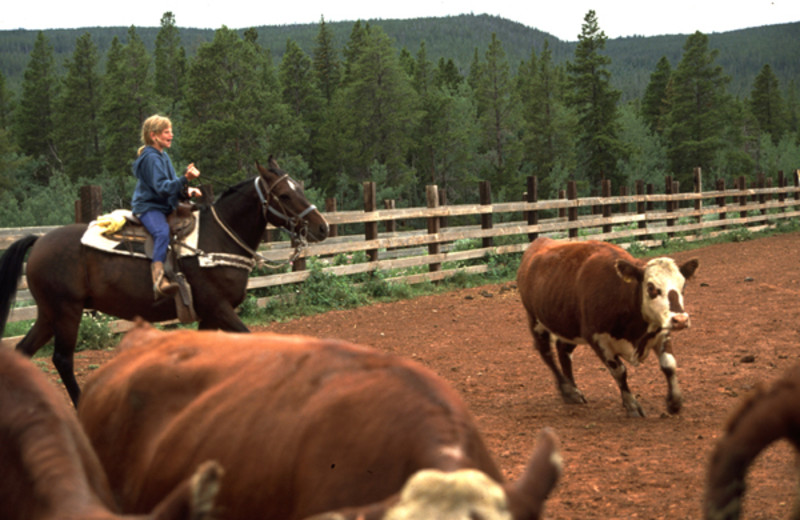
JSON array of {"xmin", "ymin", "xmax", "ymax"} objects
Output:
[{"xmin": 151, "ymin": 261, "xmax": 179, "ymax": 299}]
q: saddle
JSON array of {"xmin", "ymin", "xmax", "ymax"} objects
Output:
[
  {"xmin": 95, "ymin": 203, "xmax": 199, "ymax": 323},
  {"xmin": 105, "ymin": 202, "xmax": 198, "ymax": 252}
]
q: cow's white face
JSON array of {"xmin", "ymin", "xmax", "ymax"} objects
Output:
[{"xmin": 640, "ymin": 258, "xmax": 693, "ymax": 331}]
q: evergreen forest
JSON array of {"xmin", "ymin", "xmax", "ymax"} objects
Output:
[{"xmin": 0, "ymin": 12, "xmax": 798, "ymax": 227}]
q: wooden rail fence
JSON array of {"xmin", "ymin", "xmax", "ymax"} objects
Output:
[{"xmin": 2, "ymin": 169, "xmax": 799, "ymax": 345}]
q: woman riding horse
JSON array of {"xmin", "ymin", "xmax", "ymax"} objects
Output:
[{"xmin": 132, "ymin": 114, "xmax": 202, "ymax": 299}]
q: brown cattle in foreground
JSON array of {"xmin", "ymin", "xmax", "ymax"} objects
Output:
[
  {"xmin": 517, "ymin": 237, "xmax": 699, "ymax": 417},
  {"xmin": 705, "ymin": 363, "xmax": 800, "ymax": 519},
  {"xmin": 78, "ymin": 321, "xmax": 561, "ymax": 520},
  {"xmin": 0, "ymin": 347, "xmax": 221, "ymax": 520}
]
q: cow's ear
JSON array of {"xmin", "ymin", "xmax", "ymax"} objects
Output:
[
  {"xmin": 615, "ymin": 259, "xmax": 643, "ymax": 284},
  {"xmin": 679, "ymin": 258, "xmax": 699, "ymax": 280}
]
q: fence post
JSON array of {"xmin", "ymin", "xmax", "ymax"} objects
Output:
[
  {"xmin": 737, "ymin": 176, "xmax": 748, "ymax": 221},
  {"xmin": 558, "ymin": 189, "xmax": 566, "ymax": 219},
  {"xmin": 693, "ymin": 167, "xmax": 702, "ymax": 227},
  {"xmin": 479, "ymin": 180, "xmax": 493, "ymax": 248},
  {"xmin": 438, "ymin": 190, "xmax": 448, "ymax": 229},
  {"xmin": 526, "ymin": 176, "xmax": 538, "ymax": 241},
  {"xmin": 325, "ymin": 197, "xmax": 338, "ymax": 238},
  {"xmin": 77, "ymin": 185, "xmax": 102, "ymax": 224},
  {"xmin": 795, "ymin": 170, "xmax": 800, "ymax": 202},
  {"xmin": 567, "ymin": 181, "xmax": 578, "ymax": 239},
  {"xmin": 602, "ymin": 179, "xmax": 612, "ymax": 234},
  {"xmin": 778, "ymin": 171, "xmax": 786, "ymax": 213},
  {"xmin": 665, "ymin": 175, "xmax": 675, "ymax": 238},
  {"xmin": 716, "ymin": 178, "xmax": 727, "ymax": 230},
  {"xmin": 426, "ymin": 184, "xmax": 441, "ymax": 274},
  {"xmin": 619, "ymin": 185, "xmax": 628, "ymax": 215},
  {"xmin": 757, "ymin": 172, "xmax": 766, "ymax": 215},
  {"xmin": 636, "ymin": 180, "xmax": 647, "ymax": 241},
  {"xmin": 364, "ymin": 181, "xmax": 378, "ymax": 262}
]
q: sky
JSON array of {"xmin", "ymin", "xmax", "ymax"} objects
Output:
[{"xmin": 2, "ymin": 1, "xmax": 799, "ymax": 41}]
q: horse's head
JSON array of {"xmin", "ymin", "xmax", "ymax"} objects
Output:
[{"xmin": 255, "ymin": 157, "xmax": 329, "ymax": 243}]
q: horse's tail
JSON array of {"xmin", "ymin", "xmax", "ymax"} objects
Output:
[
  {"xmin": 0, "ymin": 235, "xmax": 38, "ymax": 337},
  {"xmin": 704, "ymin": 363, "xmax": 800, "ymax": 520}
]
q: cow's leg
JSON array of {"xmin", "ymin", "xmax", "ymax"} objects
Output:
[
  {"xmin": 658, "ymin": 336, "xmax": 682, "ymax": 414},
  {"xmin": 591, "ymin": 342, "xmax": 644, "ymax": 417},
  {"xmin": 555, "ymin": 340, "xmax": 586, "ymax": 404},
  {"xmin": 532, "ymin": 327, "xmax": 586, "ymax": 404},
  {"xmin": 605, "ymin": 356, "xmax": 644, "ymax": 417}
]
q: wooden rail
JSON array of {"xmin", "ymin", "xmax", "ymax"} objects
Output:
[{"xmin": 2, "ymin": 170, "xmax": 799, "ymax": 347}]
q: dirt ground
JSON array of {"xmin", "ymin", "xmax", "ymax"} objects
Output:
[{"xmin": 65, "ymin": 232, "xmax": 800, "ymax": 519}]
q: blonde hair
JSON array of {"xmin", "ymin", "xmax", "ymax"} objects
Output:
[{"xmin": 137, "ymin": 114, "xmax": 172, "ymax": 156}]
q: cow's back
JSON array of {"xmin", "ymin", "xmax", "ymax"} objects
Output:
[
  {"xmin": 0, "ymin": 348, "xmax": 116, "ymax": 519},
  {"xmin": 79, "ymin": 323, "xmax": 503, "ymax": 519}
]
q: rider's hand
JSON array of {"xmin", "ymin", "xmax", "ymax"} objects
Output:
[
  {"xmin": 185, "ymin": 163, "xmax": 200, "ymax": 180},
  {"xmin": 187, "ymin": 187, "xmax": 202, "ymax": 198}
]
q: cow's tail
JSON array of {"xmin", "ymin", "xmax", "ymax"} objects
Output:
[
  {"xmin": 0, "ymin": 235, "xmax": 38, "ymax": 337},
  {"xmin": 705, "ymin": 365, "xmax": 800, "ymax": 520},
  {"xmin": 508, "ymin": 427, "xmax": 562, "ymax": 519}
]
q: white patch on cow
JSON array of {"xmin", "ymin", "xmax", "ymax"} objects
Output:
[
  {"xmin": 384, "ymin": 468, "xmax": 511, "ymax": 520},
  {"xmin": 659, "ymin": 351, "xmax": 677, "ymax": 372},
  {"xmin": 640, "ymin": 257, "xmax": 689, "ymax": 330},
  {"xmin": 594, "ymin": 329, "xmax": 669, "ymax": 365},
  {"xmin": 593, "ymin": 333, "xmax": 639, "ymax": 365},
  {"xmin": 534, "ymin": 322, "xmax": 583, "ymax": 346},
  {"xmin": 438, "ymin": 445, "xmax": 466, "ymax": 465}
]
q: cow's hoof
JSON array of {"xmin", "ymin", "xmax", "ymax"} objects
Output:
[
  {"xmin": 623, "ymin": 396, "xmax": 646, "ymax": 417},
  {"xmin": 666, "ymin": 396, "xmax": 683, "ymax": 415},
  {"xmin": 560, "ymin": 385, "xmax": 587, "ymax": 404}
]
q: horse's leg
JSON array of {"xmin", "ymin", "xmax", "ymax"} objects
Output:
[
  {"xmin": 50, "ymin": 307, "xmax": 83, "ymax": 407},
  {"xmin": 15, "ymin": 318, "xmax": 55, "ymax": 358},
  {"xmin": 196, "ymin": 302, "xmax": 249, "ymax": 332}
]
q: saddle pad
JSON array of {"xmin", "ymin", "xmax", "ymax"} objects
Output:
[{"xmin": 81, "ymin": 212, "xmax": 200, "ymax": 260}]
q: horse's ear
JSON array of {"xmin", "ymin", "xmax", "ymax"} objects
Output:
[
  {"xmin": 268, "ymin": 155, "xmax": 280, "ymax": 170},
  {"xmin": 255, "ymin": 161, "xmax": 267, "ymax": 175}
]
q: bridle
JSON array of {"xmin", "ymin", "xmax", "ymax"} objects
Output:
[{"xmin": 207, "ymin": 171, "xmax": 318, "ymax": 269}]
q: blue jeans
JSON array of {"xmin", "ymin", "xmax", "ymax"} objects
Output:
[{"xmin": 138, "ymin": 210, "xmax": 170, "ymax": 263}]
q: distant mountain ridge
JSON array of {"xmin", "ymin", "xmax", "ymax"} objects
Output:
[{"xmin": 1, "ymin": 14, "xmax": 798, "ymax": 100}]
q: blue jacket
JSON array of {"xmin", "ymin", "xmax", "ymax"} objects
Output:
[{"xmin": 131, "ymin": 146, "xmax": 188, "ymax": 215}]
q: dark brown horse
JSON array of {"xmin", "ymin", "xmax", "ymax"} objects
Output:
[{"xmin": 0, "ymin": 158, "xmax": 329, "ymax": 406}]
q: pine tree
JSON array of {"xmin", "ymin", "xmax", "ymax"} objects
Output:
[
  {"xmin": 182, "ymin": 26, "xmax": 274, "ymax": 181},
  {"xmin": 519, "ymin": 40, "xmax": 576, "ymax": 197},
  {"xmin": 14, "ymin": 31, "xmax": 59, "ymax": 182},
  {"xmin": 664, "ymin": 31, "xmax": 731, "ymax": 183},
  {"xmin": 55, "ymin": 32, "xmax": 103, "ymax": 181},
  {"xmin": 0, "ymin": 70, "xmax": 13, "ymax": 130},
  {"xmin": 338, "ymin": 25, "xmax": 418, "ymax": 194},
  {"xmin": 312, "ymin": 17, "xmax": 340, "ymax": 103},
  {"xmin": 749, "ymin": 64, "xmax": 787, "ymax": 144},
  {"xmin": 474, "ymin": 33, "xmax": 522, "ymax": 196},
  {"xmin": 279, "ymin": 38, "xmax": 324, "ymax": 162},
  {"xmin": 641, "ymin": 56, "xmax": 672, "ymax": 134},
  {"xmin": 566, "ymin": 10, "xmax": 625, "ymax": 188},
  {"xmin": 100, "ymin": 28, "xmax": 154, "ymax": 180},
  {"xmin": 154, "ymin": 12, "xmax": 187, "ymax": 116}
]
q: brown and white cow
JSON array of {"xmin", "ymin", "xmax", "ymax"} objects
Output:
[
  {"xmin": 77, "ymin": 321, "xmax": 561, "ymax": 520},
  {"xmin": 705, "ymin": 363, "xmax": 800, "ymax": 520},
  {"xmin": 517, "ymin": 237, "xmax": 699, "ymax": 417},
  {"xmin": 0, "ymin": 346, "xmax": 221, "ymax": 520}
]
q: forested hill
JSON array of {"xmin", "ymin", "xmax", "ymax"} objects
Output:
[{"xmin": 1, "ymin": 14, "xmax": 798, "ymax": 100}]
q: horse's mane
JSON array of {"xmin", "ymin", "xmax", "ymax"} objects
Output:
[{"xmin": 211, "ymin": 176, "xmax": 255, "ymax": 206}]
